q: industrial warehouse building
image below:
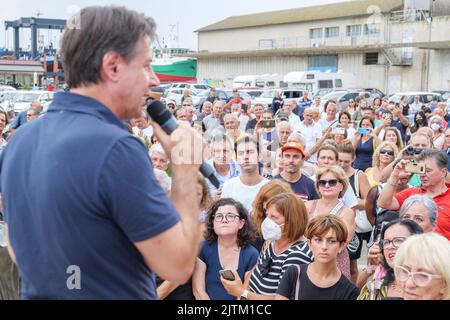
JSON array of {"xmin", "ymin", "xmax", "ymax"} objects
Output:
[{"xmin": 193, "ymin": 0, "xmax": 450, "ymax": 94}]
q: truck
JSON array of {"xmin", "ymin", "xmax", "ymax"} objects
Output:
[{"xmin": 283, "ymin": 71, "xmax": 356, "ymax": 97}]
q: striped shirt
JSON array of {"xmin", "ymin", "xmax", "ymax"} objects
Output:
[{"xmin": 249, "ymin": 240, "xmax": 313, "ymax": 296}]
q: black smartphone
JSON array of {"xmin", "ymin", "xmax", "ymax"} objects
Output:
[{"xmin": 219, "ymin": 269, "xmax": 235, "ymax": 281}]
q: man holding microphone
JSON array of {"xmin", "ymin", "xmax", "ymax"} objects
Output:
[{"xmin": 0, "ymin": 6, "xmax": 205, "ymax": 299}]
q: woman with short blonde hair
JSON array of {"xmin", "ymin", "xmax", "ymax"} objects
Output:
[
  {"xmin": 394, "ymin": 233, "xmax": 450, "ymax": 300},
  {"xmin": 365, "ymin": 141, "xmax": 399, "ymax": 188},
  {"xmin": 306, "ymin": 165, "xmax": 355, "ymax": 280}
]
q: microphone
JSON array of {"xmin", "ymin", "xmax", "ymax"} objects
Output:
[{"xmin": 146, "ymin": 99, "xmax": 220, "ymax": 189}]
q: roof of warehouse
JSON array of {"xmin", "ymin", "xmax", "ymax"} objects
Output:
[{"xmin": 196, "ymin": 0, "xmax": 404, "ymax": 32}]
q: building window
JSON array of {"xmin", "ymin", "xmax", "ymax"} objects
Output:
[
  {"xmin": 364, "ymin": 52, "xmax": 379, "ymax": 65},
  {"xmin": 259, "ymin": 39, "xmax": 274, "ymax": 49},
  {"xmin": 335, "ymin": 79, "xmax": 343, "ymax": 88},
  {"xmin": 318, "ymin": 80, "xmax": 333, "ymax": 89},
  {"xmin": 346, "ymin": 25, "xmax": 362, "ymax": 36},
  {"xmin": 325, "ymin": 27, "xmax": 339, "ymax": 38},
  {"xmin": 310, "ymin": 28, "xmax": 323, "ymax": 39},
  {"xmin": 364, "ymin": 24, "xmax": 380, "ymax": 35},
  {"xmin": 308, "ymin": 55, "xmax": 338, "ymax": 72}
]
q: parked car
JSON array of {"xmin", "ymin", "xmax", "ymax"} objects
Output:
[
  {"xmin": 321, "ymin": 90, "xmax": 373, "ymax": 110},
  {"xmin": 213, "ymin": 89, "xmax": 251, "ymax": 105},
  {"xmin": 0, "ymin": 85, "xmax": 16, "ymax": 92},
  {"xmin": 389, "ymin": 92, "xmax": 443, "ymax": 105},
  {"xmin": 12, "ymin": 90, "xmax": 55, "ymax": 116},
  {"xmin": 163, "ymin": 88, "xmax": 204, "ymax": 108},
  {"xmin": 253, "ymin": 88, "xmax": 306, "ymax": 108},
  {"xmin": 166, "ymin": 83, "xmax": 211, "ymax": 94}
]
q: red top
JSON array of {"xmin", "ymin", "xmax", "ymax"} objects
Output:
[{"xmin": 395, "ymin": 187, "xmax": 450, "ymax": 240}]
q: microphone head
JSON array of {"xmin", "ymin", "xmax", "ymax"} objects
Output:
[{"xmin": 146, "ymin": 99, "xmax": 173, "ymax": 125}]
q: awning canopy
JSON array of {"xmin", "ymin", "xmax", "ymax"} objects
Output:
[{"xmin": 0, "ymin": 63, "xmax": 44, "ymax": 74}]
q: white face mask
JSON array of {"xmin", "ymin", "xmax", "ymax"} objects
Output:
[
  {"xmin": 261, "ymin": 217, "xmax": 284, "ymax": 241},
  {"xmin": 431, "ymin": 123, "xmax": 441, "ymax": 131}
]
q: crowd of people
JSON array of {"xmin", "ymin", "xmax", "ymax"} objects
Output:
[
  {"xmin": 0, "ymin": 6, "xmax": 449, "ymax": 301},
  {"xmin": 114, "ymin": 82, "xmax": 450, "ymax": 300}
]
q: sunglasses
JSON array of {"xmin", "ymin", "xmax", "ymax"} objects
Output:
[
  {"xmin": 318, "ymin": 179, "xmax": 339, "ymax": 187},
  {"xmin": 380, "ymin": 149, "xmax": 394, "ymax": 156}
]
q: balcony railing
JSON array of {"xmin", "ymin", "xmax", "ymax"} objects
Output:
[{"xmin": 258, "ymin": 33, "xmax": 384, "ymax": 50}]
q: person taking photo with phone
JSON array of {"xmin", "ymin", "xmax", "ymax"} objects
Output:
[
  {"xmin": 378, "ymin": 149, "xmax": 450, "ymax": 241},
  {"xmin": 352, "ymin": 116, "xmax": 379, "ymax": 171},
  {"xmin": 192, "ymin": 198, "xmax": 258, "ymax": 300}
]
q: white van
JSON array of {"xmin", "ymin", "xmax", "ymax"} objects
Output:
[
  {"xmin": 283, "ymin": 71, "xmax": 356, "ymax": 97},
  {"xmin": 232, "ymin": 74, "xmax": 283, "ymax": 89}
]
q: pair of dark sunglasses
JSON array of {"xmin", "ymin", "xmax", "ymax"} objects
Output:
[
  {"xmin": 318, "ymin": 179, "xmax": 339, "ymax": 187},
  {"xmin": 380, "ymin": 149, "xmax": 394, "ymax": 156}
]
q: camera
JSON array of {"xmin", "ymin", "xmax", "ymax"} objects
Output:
[
  {"xmin": 406, "ymin": 146, "xmax": 424, "ymax": 156},
  {"xmin": 260, "ymin": 120, "xmax": 276, "ymax": 128},
  {"xmin": 404, "ymin": 159, "xmax": 426, "ymax": 174}
]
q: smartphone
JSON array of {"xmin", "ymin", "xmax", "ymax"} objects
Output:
[
  {"xmin": 405, "ymin": 160, "xmax": 426, "ymax": 174},
  {"xmin": 332, "ymin": 127, "xmax": 345, "ymax": 135},
  {"xmin": 219, "ymin": 269, "xmax": 235, "ymax": 281},
  {"xmin": 357, "ymin": 128, "xmax": 371, "ymax": 135},
  {"xmin": 261, "ymin": 120, "xmax": 276, "ymax": 128}
]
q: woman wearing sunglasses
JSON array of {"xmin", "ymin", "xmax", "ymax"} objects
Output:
[
  {"xmin": 358, "ymin": 219, "xmax": 423, "ymax": 300},
  {"xmin": 394, "ymin": 232, "xmax": 450, "ymax": 300},
  {"xmin": 192, "ymin": 198, "xmax": 259, "ymax": 300},
  {"xmin": 305, "ymin": 165, "xmax": 355, "ymax": 279},
  {"xmin": 276, "ymin": 215, "xmax": 359, "ymax": 300},
  {"xmin": 365, "ymin": 141, "xmax": 399, "ymax": 188},
  {"xmin": 221, "ymin": 192, "xmax": 312, "ymax": 300}
]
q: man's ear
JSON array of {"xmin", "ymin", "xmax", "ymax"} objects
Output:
[{"xmin": 101, "ymin": 51, "xmax": 122, "ymax": 82}]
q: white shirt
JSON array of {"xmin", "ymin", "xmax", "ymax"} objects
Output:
[
  {"xmin": 288, "ymin": 113, "xmax": 301, "ymax": 129},
  {"xmin": 318, "ymin": 118, "xmax": 338, "ymax": 133},
  {"xmin": 310, "ymin": 174, "xmax": 358, "ymax": 209},
  {"xmin": 293, "ymin": 121, "xmax": 322, "ymax": 164},
  {"xmin": 221, "ymin": 176, "xmax": 269, "ymax": 213}
]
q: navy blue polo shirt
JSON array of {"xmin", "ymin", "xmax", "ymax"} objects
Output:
[{"xmin": 0, "ymin": 92, "xmax": 180, "ymax": 299}]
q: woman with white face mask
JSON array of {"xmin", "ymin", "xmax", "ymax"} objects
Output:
[
  {"xmin": 221, "ymin": 192, "xmax": 312, "ymax": 300},
  {"xmin": 429, "ymin": 115, "xmax": 445, "ymax": 150}
]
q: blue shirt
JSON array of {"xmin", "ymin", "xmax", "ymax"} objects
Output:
[
  {"xmin": 274, "ymin": 174, "xmax": 319, "ymax": 202},
  {"xmin": 297, "ymin": 98, "xmax": 312, "ymax": 120},
  {"xmin": 199, "ymin": 241, "xmax": 259, "ymax": 300},
  {"xmin": 0, "ymin": 92, "xmax": 180, "ymax": 300},
  {"xmin": 10, "ymin": 110, "xmax": 27, "ymax": 129}
]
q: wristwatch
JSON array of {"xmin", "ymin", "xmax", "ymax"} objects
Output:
[{"xmin": 240, "ymin": 289, "xmax": 249, "ymax": 300}]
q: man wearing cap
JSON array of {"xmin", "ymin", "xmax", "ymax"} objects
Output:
[
  {"xmin": 274, "ymin": 142, "xmax": 320, "ymax": 202},
  {"xmin": 166, "ymin": 100, "xmax": 177, "ymax": 114}
]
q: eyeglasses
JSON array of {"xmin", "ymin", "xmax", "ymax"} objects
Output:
[
  {"xmin": 379, "ymin": 237, "xmax": 406, "ymax": 249},
  {"xmin": 259, "ymin": 256, "xmax": 273, "ymax": 277},
  {"xmin": 380, "ymin": 149, "xmax": 394, "ymax": 156},
  {"xmin": 395, "ymin": 266, "xmax": 443, "ymax": 287},
  {"xmin": 214, "ymin": 212, "xmax": 240, "ymax": 223},
  {"xmin": 318, "ymin": 179, "xmax": 339, "ymax": 187}
]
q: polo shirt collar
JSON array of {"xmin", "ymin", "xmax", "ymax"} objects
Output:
[{"xmin": 48, "ymin": 92, "xmax": 127, "ymax": 130}]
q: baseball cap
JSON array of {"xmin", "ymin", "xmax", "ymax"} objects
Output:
[
  {"xmin": 281, "ymin": 142, "xmax": 305, "ymax": 156},
  {"xmin": 277, "ymin": 112, "xmax": 290, "ymax": 121},
  {"xmin": 166, "ymin": 99, "xmax": 177, "ymax": 106}
]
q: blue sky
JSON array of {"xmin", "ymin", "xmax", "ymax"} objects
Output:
[{"xmin": 0, "ymin": 0, "xmax": 344, "ymax": 51}]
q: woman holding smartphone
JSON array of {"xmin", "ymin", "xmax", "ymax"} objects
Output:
[
  {"xmin": 192, "ymin": 198, "xmax": 259, "ymax": 300},
  {"xmin": 352, "ymin": 116, "xmax": 378, "ymax": 171}
]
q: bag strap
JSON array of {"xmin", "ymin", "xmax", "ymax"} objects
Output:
[
  {"xmin": 354, "ymin": 170, "xmax": 361, "ymax": 198},
  {"xmin": 294, "ymin": 264, "xmax": 302, "ymax": 300}
]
